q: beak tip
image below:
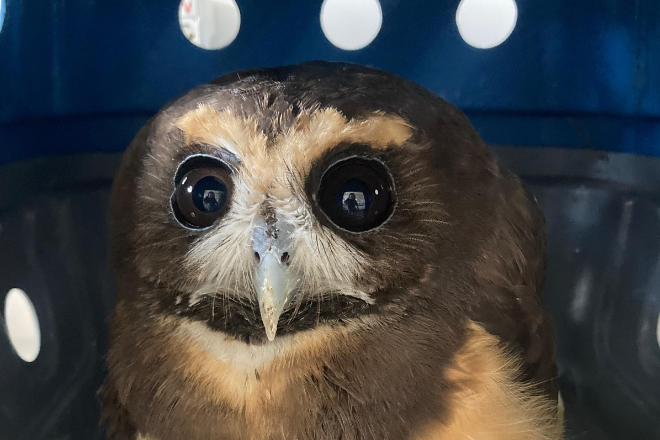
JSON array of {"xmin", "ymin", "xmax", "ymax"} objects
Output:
[
  {"xmin": 264, "ymin": 321, "xmax": 278, "ymax": 342},
  {"xmin": 259, "ymin": 302, "xmax": 279, "ymax": 342}
]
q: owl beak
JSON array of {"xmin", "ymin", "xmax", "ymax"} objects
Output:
[
  {"xmin": 252, "ymin": 218, "xmax": 299, "ymax": 342},
  {"xmin": 255, "ymin": 251, "xmax": 296, "ymax": 341}
]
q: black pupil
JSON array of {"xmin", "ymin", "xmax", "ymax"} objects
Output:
[
  {"xmin": 317, "ymin": 158, "xmax": 394, "ymax": 232},
  {"xmin": 191, "ymin": 176, "xmax": 227, "ymax": 213}
]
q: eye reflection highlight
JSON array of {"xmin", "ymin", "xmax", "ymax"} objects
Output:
[
  {"xmin": 192, "ymin": 175, "xmax": 227, "ymax": 213},
  {"xmin": 339, "ymin": 177, "xmax": 372, "ymax": 217},
  {"xmin": 342, "ymin": 192, "xmax": 366, "ymax": 216}
]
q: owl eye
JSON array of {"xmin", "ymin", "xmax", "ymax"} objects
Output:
[
  {"xmin": 172, "ymin": 157, "xmax": 233, "ymax": 229},
  {"xmin": 316, "ymin": 157, "xmax": 396, "ymax": 233}
]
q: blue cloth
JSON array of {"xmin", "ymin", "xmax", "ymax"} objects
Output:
[{"xmin": 1, "ymin": 0, "xmax": 659, "ymax": 164}]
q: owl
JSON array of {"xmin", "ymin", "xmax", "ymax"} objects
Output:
[{"xmin": 100, "ymin": 61, "xmax": 562, "ymax": 440}]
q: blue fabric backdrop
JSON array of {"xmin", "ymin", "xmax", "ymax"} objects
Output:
[{"xmin": 1, "ymin": 0, "xmax": 659, "ymax": 164}]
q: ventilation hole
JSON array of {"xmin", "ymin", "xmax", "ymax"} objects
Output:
[
  {"xmin": 254, "ymin": 251, "xmax": 261, "ymax": 263},
  {"xmin": 0, "ymin": 0, "xmax": 5, "ymax": 33},
  {"xmin": 320, "ymin": 0, "xmax": 382, "ymax": 51},
  {"xmin": 656, "ymin": 312, "xmax": 660, "ymax": 351},
  {"xmin": 179, "ymin": 0, "xmax": 241, "ymax": 50},
  {"xmin": 4, "ymin": 288, "xmax": 41, "ymax": 363},
  {"xmin": 281, "ymin": 252, "xmax": 290, "ymax": 265},
  {"xmin": 456, "ymin": 0, "xmax": 517, "ymax": 49}
]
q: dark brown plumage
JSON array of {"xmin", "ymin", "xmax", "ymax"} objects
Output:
[{"xmin": 100, "ymin": 61, "xmax": 562, "ymax": 440}]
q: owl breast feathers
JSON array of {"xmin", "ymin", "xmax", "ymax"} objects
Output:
[{"xmin": 100, "ymin": 61, "xmax": 562, "ymax": 440}]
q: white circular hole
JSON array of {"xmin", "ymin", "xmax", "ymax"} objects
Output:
[
  {"xmin": 456, "ymin": 0, "xmax": 517, "ymax": 49},
  {"xmin": 0, "ymin": 0, "xmax": 5, "ymax": 33},
  {"xmin": 4, "ymin": 288, "xmax": 41, "ymax": 362},
  {"xmin": 178, "ymin": 0, "xmax": 241, "ymax": 50},
  {"xmin": 320, "ymin": 0, "xmax": 382, "ymax": 51}
]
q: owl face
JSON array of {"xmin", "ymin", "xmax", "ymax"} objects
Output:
[{"xmin": 113, "ymin": 64, "xmax": 493, "ymax": 344}]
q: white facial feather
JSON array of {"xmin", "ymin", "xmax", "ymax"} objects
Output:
[{"xmin": 179, "ymin": 320, "xmax": 293, "ymax": 370}]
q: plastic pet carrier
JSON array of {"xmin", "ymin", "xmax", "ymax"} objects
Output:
[{"xmin": 0, "ymin": 0, "xmax": 659, "ymax": 439}]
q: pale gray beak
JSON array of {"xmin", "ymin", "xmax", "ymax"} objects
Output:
[{"xmin": 252, "ymin": 218, "xmax": 299, "ymax": 341}]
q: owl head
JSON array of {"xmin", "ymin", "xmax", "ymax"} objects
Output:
[{"xmin": 110, "ymin": 62, "xmax": 500, "ymax": 344}]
